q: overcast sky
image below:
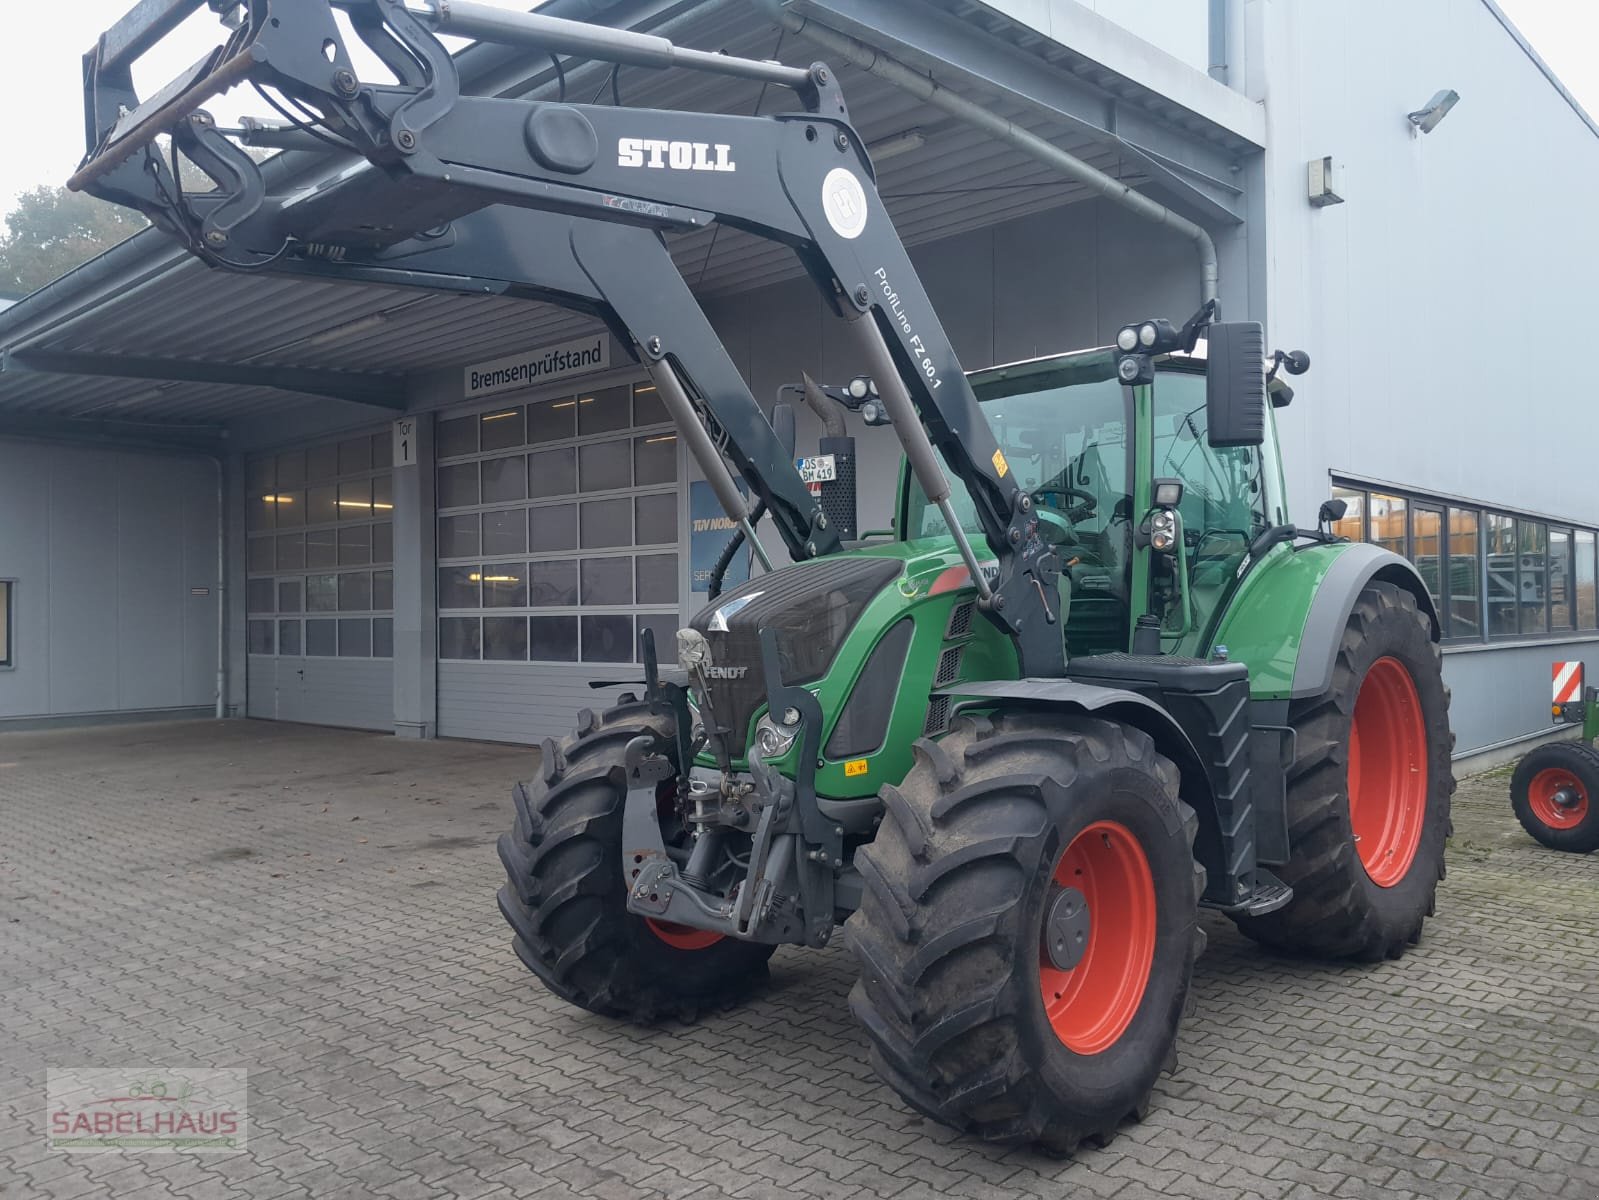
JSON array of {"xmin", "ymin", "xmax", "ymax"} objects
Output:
[{"xmin": 0, "ymin": 0, "xmax": 1594, "ymax": 215}]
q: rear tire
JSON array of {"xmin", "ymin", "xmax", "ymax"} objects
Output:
[
  {"xmin": 496, "ymin": 700, "xmax": 774, "ymax": 1022},
  {"xmin": 1511, "ymin": 741, "xmax": 1599, "ymax": 853},
  {"xmin": 1234, "ymin": 582, "xmax": 1453, "ymax": 960},
  {"xmin": 847, "ymin": 713, "xmax": 1204, "ymax": 1153}
]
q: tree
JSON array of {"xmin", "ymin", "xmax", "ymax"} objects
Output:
[{"xmin": 0, "ymin": 185, "xmax": 148, "ymax": 296}]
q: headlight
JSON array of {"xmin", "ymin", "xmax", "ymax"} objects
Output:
[
  {"xmin": 753, "ymin": 712, "xmax": 799, "ymax": 760},
  {"xmin": 1150, "ymin": 509, "xmax": 1177, "ymax": 553},
  {"xmin": 1139, "ymin": 322, "xmax": 1158, "ymax": 347},
  {"xmin": 1116, "ymin": 326, "xmax": 1138, "ymax": 352}
]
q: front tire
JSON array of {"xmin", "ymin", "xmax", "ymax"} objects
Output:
[
  {"xmin": 1511, "ymin": 741, "xmax": 1599, "ymax": 853},
  {"xmin": 1235, "ymin": 581, "xmax": 1453, "ymax": 960},
  {"xmin": 847, "ymin": 714, "xmax": 1204, "ymax": 1153},
  {"xmin": 496, "ymin": 700, "xmax": 773, "ymax": 1022}
]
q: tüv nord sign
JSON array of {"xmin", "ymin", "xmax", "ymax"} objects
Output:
[{"xmin": 464, "ymin": 335, "xmax": 611, "ymax": 400}]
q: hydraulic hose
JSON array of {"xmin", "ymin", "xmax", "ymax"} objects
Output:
[{"xmin": 708, "ymin": 500, "xmax": 767, "ymax": 601}]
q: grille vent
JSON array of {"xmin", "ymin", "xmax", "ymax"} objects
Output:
[
  {"xmin": 923, "ymin": 694, "xmax": 952, "ymax": 736},
  {"xmin": 946, "ymin": 601, "xmax": 975, "ymax": 641},
  {"xmin": 934, "ymin": 646, "xmax": 963, "ymax": 688}
]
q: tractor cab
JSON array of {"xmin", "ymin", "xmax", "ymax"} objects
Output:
[{"xmin": 900, "ymin": 343, "xmax": 1290, "ymax": 660}]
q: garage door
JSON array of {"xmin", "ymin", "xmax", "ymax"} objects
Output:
[
  {"xmin": 434, "ymin": 375, "xmax": 686, "ymax": 743},
  {"xmin": 244, "ymin": 430, "xmax": 396, "ymax": 731}
]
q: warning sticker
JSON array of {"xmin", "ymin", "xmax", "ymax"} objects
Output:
[
  {"xmin": 844, "ymin": 758, "xmax": 869, "ymax": 777},
  {"xmin": 992, "ymin": 448, "xmax": 1009, "ymax": 478}
]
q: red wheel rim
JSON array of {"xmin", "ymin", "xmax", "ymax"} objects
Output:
[
  {"xmin": 1348, "ymin": 656, "xmax": 1428, "ymax": 888},
  {"xmin": 1038, "ymin": 820, "xmax": 1156, "ymax": 1055},
  {"xmin": 644, "ymin": 918, "xmax": 724, "ymax": 951},
  {"xmin": 1528, "ymin": 767, "xmax": 1589, "ymax": 830}
]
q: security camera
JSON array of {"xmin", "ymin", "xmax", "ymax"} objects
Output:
[{"xmin": 1407, "ymin": 89, "xmax": 1459, "ymax": 134}]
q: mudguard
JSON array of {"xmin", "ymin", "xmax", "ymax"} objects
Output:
[
  {"xmin": 1212, "ymin": 541, "xmax": 1440, "ymax": 702},
  {"xmin": 950, "ymin": 678, "xmax": 1206, "ymax": 783},
  {"xmin": 949, "ymin": 676, "xmax": 1253, "ymax": 905},
  {"xmin": 1288, "ymin": 543, "xmax": 1440, "ymax": 699}
]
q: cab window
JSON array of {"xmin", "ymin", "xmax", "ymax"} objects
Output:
[{"xmin": 1151, "ymin": 368, "xmax": 1269, "ymax": 635}]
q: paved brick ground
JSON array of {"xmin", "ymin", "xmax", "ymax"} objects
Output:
[{"xmin": 2, "ymin": 719, "xmax": 1596, "ymax": 1199}]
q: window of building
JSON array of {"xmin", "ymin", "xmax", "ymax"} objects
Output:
[
  {"xmin": 1550, "ymin": 528, "xmax": 1573, "ymax": 631},
  {"xmin": 1578, "ymin": 530, "xmax": 1597, "ymax": 630},
  {"xmin": 1368, "ymin": 493, "xmax": 1407, "ymax": 559},
  {"xmin": 1448, "ymin": 508, "xmax": 1481, "ymax": 640},
  {"xmin": 0, "ymin": 580, "xmax": 12, "ymax": 667},
  {"xmin": 1485, "ymin": 513, "xmax": 1517, "ymax": 637},
  {"xmin": 1517, "ymin": 520, "xmax": 1548, "ymax": 635},
  {"xmin": 435, "ymin": 380, "xmax": 680, "ymax": 663},
  {"xmin": 1331, "ymin": 478, "xmax": 1599, "ymax": 646},
  {"xmin": 246, "ymin": 431, "xmax": 394, "ymax": 658},
  {"xmin": 1412, "ymin": 505, "xmax": 1442, "ymax": 618}
]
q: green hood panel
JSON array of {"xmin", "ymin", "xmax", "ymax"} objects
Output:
[{"xmin": 694, "ymin": 536, "xmax": 1016, "ymax": 797}]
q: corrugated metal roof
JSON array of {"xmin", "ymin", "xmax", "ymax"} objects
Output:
[{"xmin": 0, "ymin": 0, "xmax": 1170, "ymax": 429}]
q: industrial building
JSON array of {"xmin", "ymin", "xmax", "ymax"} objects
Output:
[{"xmin": 0, "ymin": 0, "xmax": 1594, "ymax": 764}]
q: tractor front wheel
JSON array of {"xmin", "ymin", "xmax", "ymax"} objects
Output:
[
  {"xmin": 1511, "ymin": 741, "xmax": 1599, "ymax": 853},
  {"xmin": 847, "ymin": 713, "xmax": 1204, "ymax": 1153},
  {"xmin": 1234, "ymin": 581, "xmax": 1453, "ymax": 960},
  {"xmin": 496, "ymin": 699, "xmax": 774, "ymax": 1022}
]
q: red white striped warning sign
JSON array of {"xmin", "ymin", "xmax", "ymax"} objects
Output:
[{"xmin": 1553, "ymin": 660, "xmax": 1584, "ymax": 705}]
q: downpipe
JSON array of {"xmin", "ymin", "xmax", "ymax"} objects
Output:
[{"xmin": 770, "ymin": 6, "xmax": 1220, "ymax": 305}]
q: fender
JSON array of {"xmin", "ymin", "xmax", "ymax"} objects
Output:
[
  {"xmin": 949, "ymin": 676, "xmax": 1252, "ymax": 904},
  {"xmin": 1289, "ymin": 543, "xmax": 1440, "ymax": 700},
  {"xmin": 950, "ymin": 677, "xmax": 1207, "ymax": 799}
]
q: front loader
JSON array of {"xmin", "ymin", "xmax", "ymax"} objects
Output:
[{"xmin": 76, "ymin": 0, "xmax": 1455, "ymax": 1153}]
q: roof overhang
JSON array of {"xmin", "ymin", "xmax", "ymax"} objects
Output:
[{"xmin": 0, "ymin": 0, "xmax": 1264, "ymax": 450}]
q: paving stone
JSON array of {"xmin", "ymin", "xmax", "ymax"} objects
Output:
[{"xmin": 0, "ymin": 722, "xmax": 1593, "ymax": 1200}]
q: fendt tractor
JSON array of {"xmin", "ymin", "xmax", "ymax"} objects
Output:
[{"xmin": 76, "ymin": 0, "xmax": 1454, "ymax": 1151}]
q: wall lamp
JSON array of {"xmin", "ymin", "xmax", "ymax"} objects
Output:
[{"xmin": 1407, "ymin": 89, "xmax": 1459, "ymax": 134}]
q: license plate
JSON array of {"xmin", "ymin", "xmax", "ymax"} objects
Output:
[{"xmin": 796, "ymin": 454, "xmax": 837, "ymax": 484}]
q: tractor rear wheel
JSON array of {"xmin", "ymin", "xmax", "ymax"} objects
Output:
[
  {"xmin": 496, "ymin": 699, "xmax": 773, "ymax": 1022},
  {"xmin": 1511, "ymin": 741, "xmax": 1599, "ymax": 853},
  {"xmin": 847, "ymin": 713, "xmax": 1204, "ymax": 1153},
  {"xmin": 1234, "ymin": 582, "xmax": 1452, "ymax": 960}
]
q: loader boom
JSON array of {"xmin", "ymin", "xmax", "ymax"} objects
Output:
[{"xmin": 72, "ymin": 0, "xmax": 1066, "ymax": 677}]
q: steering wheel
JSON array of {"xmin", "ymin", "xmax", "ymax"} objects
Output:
[{"xmin": 1034, "ymin": 486, "xmax": 1098, "ymax": 523}]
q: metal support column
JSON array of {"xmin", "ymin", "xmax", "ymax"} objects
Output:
[
  {"xmin": 224, "ymin": 452, "xmax": 250, "ymax": 718},
  {"xmin": 392, "ymin": 412, "xmax": 437, "ymax": 739}
]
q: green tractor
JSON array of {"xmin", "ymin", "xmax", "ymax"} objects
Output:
[
  {"xmin": 1510, "ymin": 661, "xmax": 1599, "ymax": 852},
  {"xmin": 498, "ymin": 328, "xmax": 1454, "ymax": 1151},
  {"xmin": 69, "ymin": 0, "xmax": 1453, "ymax": 1154}
]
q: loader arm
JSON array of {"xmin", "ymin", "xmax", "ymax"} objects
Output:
[
  {"xmin": 71, "ymin": 0, "xmax": 1066, "ymax": 677},
  {"xmin": 301, "ymin": 199, "xmax": 841, "ymax": 562}
]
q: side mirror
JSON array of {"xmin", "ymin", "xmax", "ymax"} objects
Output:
[
  {"xmin": 1317, "ymin": 497, "xmax": 1348, "ymax": 533},
  {"xmin": 773, "ymin": 400, "xmax": 796, "ymax": 458},
  {"xmin": 1205, "ymin": 322, "xmax": 1267, "ymax": 448}
]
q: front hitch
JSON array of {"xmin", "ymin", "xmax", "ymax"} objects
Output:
[{"xmin": 619, "ymin": 627, "xmax": 838, "ymax": 947}]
